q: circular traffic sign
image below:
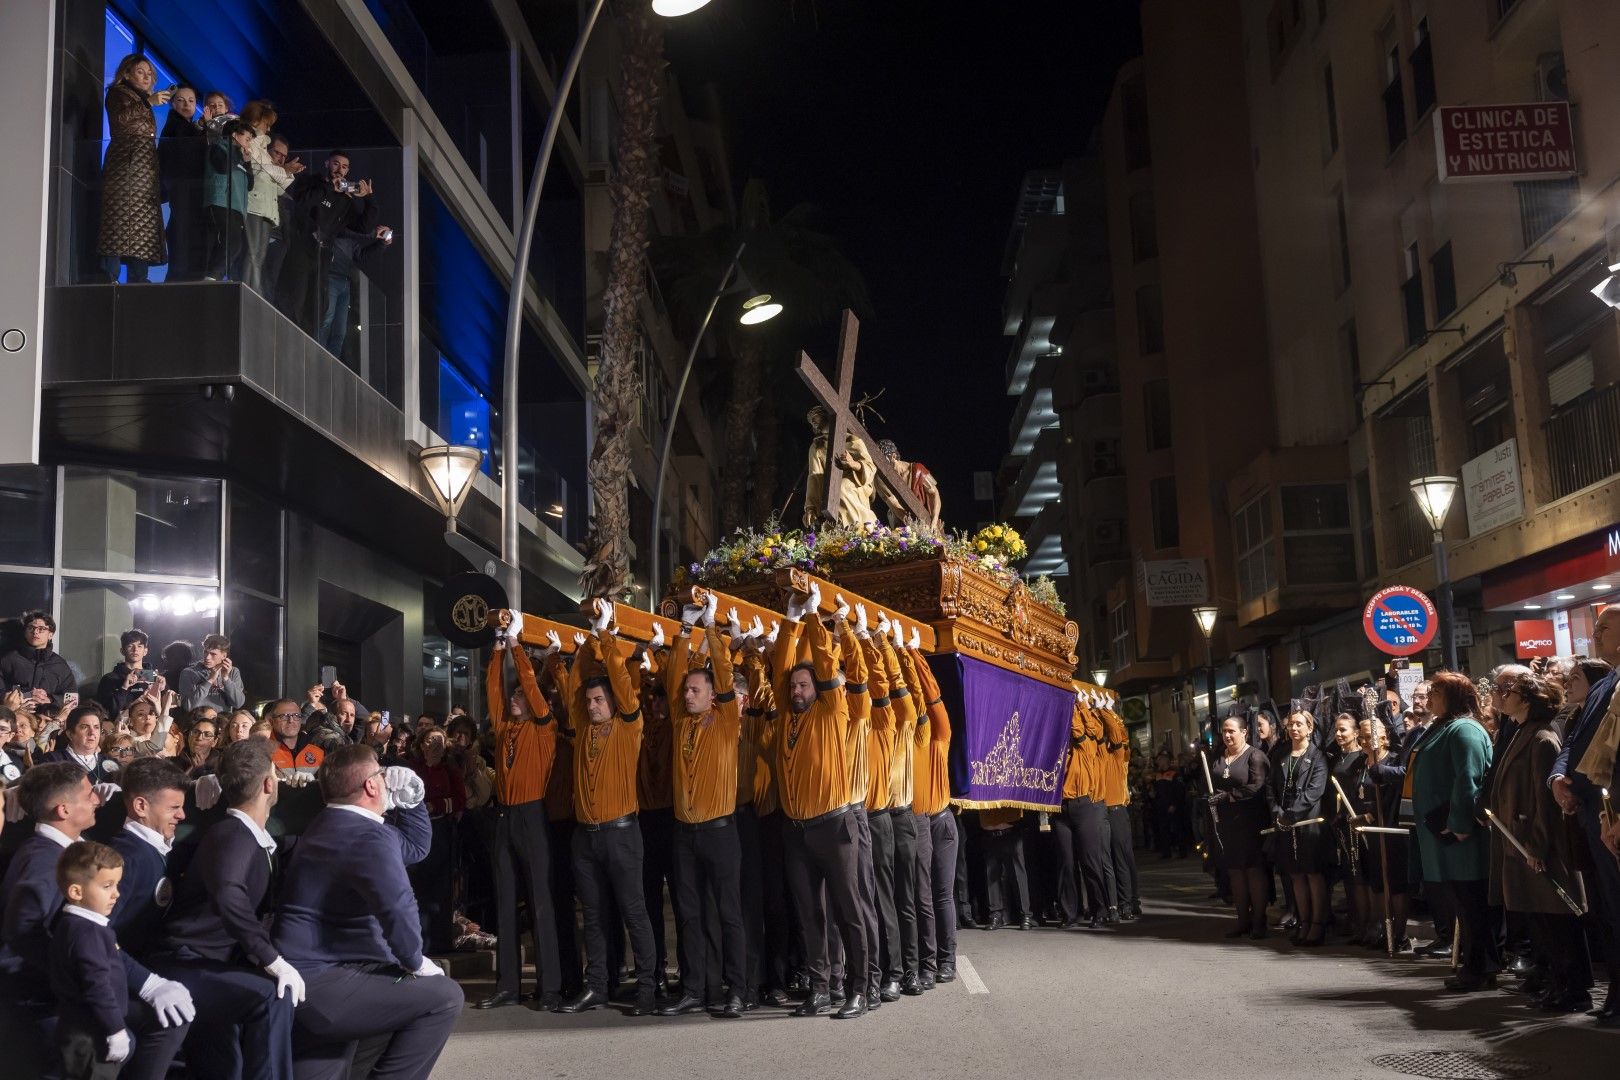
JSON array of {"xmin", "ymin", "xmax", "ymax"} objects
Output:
[{"xmin": 1362, "ymin": 586, "xmax": 1438, "ymax": 657}]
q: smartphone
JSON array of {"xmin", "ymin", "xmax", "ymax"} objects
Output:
[
  {"xmin": 320, "ymin": 665, "xmax": 336, "ymax": 689},
  {"xmin": 140, "ymin": 668, "xmax": 157, "ymax": 681},
  {"xmin": 63, "ymin": 692, "xmax": 79, "ymax": 709},
  {"xmin": 380, "ymin": 710, "xmax": 391, "ymax": 725}
]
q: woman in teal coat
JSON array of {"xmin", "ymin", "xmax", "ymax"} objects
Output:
[{"xmin": 1411, "ymin": 670, "xmax": 1498, "ymax": 990}]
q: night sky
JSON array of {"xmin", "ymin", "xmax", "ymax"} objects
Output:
[{"xmin": 664, "ymin": 0, "xmax": 1142, "ymax": 527}]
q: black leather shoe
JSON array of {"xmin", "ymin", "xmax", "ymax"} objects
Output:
[
  {"xmin": 900, "ymin": 973, "xmax": 923, "ymax": 996},
  {"xmin": 559, "ymin": 988, "xmax": 609, "ymax": 1013},
  {"xmin": 658, "ymin": 993, "xmax": 708, "ymax": 1016},
  {"xmin": 986, "ymin": 914, "xmax": 1005, "ymax": 930},
  {"xmin": 763, "ymin": 988, "xmax": 793, "ymax": 1008},
  {"xmin": 919, "ymin": 972, "xmax": 936, "ymax": 991},
  {"xmin": 1248, "ymin": 926, "xmax": 1268, "ymax": 941},
  {"xmin": 628, "ymin": 995, "xmax": 658, "ymax": 1017},
  {"xmin": 538, "ymin": 991, "xmax": 563, "ymax": 1012},
  {"xmin": 829, "ymin": 990, "xmax": 845, "ymax": 1008},
  {"xmin": 741, "ymin": 990, "xmax": 760, "ymax": 1012},
  {"xmin": 1444, "ymin": 973, "xmax": 1498, "ymax": 992},
  {"xmin": 793, "ymin": 993, "xmax": 834, "ymax": 1017},
  {"xmin": 1020, "ymin": 914, "xmax": 1034, "ymax": 931},
  {"xmin": 834, "ymin": 993, "xmax": 867, "ymax": 1019},
  {"xmin": 879, "ymin": 980, "xmax": 902, "ymax": 1002},
  {"xmin": 1224, "ymin": 926, "xmax": 1252, "ymax": 939},
  {"xmin": 475, "ymin": 990, "xmax": 523, "ymax": 1010},
  {"xmin": 936, "ymin": 963, "xmax": 956, "ymax": 983},
  {"xmin": 717, "ymin": 995, "xmax": 744, "ymax": 1019},
  {"xmin": 1104, "ymin": 907, "xmax": 1121, "ymax": 925},
  {"xmin": 957, "ymin": 912, "xmax": 976, "ymax": 930},
  {"xmin": 866, "ymin": 993, "xmax": 882, "ymax": 1011}
]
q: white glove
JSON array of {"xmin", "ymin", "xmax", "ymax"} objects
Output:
[
  {"xmin": 572, "ymin": 632, "xmax": 587, "ymax": 649},
  {"xmin": 264, "ymin": 956, "xmax": 307, "ymax": 1006},
  {"xmin": 194, "ymin": 773, "xmax": 222, "ymax": 811},
  {"xmin": 650, "ymin": 623, "xmax": 666, "ymax": 648},
  {"xmin": 854, "ymin": 604, "xmax": 869, "ymax": 638},
  {"xmin": 639, "ymin": 650, "xmax": 653, "ymax": 673},
  {"xmin": 3, "ymin": 787, "xmax": 24, "ymax": 823},
  {"xmin": 106, "ymin": 1029, "xmax": 131, "ymax": 1063},
  {"xmin": 909, "ymin": 627, "xmax": 922, "ymax": 651},
  {"xmin": 139, "ymin": 974, "xmax": 197, "ymax": 1027},
  {"xmin": 766, "ymin": 620, "xmax": 781, "ymax": 646},
  {"xmin": 784, "ymin": 592, "xmax": 806, "ymax": 623},
  {"xmin": 726, "ymin": 606, "xmax": 741, "ymax": 633},
  {"xmin": 805, "ymin": 582, "xmax": 821, "ymax": 614},
  {"xmin": 541, "ymin": 629, "xmax": 561, "ymax": 656},
  {"xmin": 834, "ymin": 593, "xmax": 851, "ymax": 620},
  {"xmin": 749, "ymin": 615, "xmax": 765, "ymax": 640},
  {"xmin": 592, "ymin": 600, "xmax": 614, "ymax": 633},
  {"xmin": 876, "ymin": 612, "xmax": 891, "ymax": 637},
  {"xmin": 414, "ymin": 956, "xmax": 445, "ymax": 977},
  {"xmin": 892, "ymin": 619, "xmax": 905, "ymax": 649},
  {"xmin": 702, "ymin": 591, "xmax": 719, "ymax": 628},
  {"xmin": 680, "ymin": 603, "xmax": 703, "ymax": 628},
  {"xmin": 92, "ymin": 782, "xmax": 122, "ymax": 805},
  {"xmin": 384, "ymin": 766, "xmax": 425, "ymax": 810},
  {"xmin": 506, "ymin": 610, "xmax": 525, "ymax": 640}
]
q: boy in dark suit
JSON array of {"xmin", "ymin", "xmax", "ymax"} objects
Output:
[{"xmin": 51, "ymin": 839, "xmax": 129, "ymax": 1079}]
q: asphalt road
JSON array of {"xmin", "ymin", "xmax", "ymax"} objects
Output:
[{"xmin": 435, "ymin": 857, "xmax": 1616, "ymax": 1079}]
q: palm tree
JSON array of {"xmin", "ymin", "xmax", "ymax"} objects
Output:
[
  {"xmin": 651, "ymin": 180, "xmax": 870, "ymax": 536},
  {"xmin": 581, "ymin": 5, "xmax": 666, "ymax": 601}
]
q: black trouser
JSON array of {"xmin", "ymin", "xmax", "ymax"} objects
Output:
[
  {"xmin": 275, "ymin": 237, "xmax": 329, "ymax": 336},
  {"xmin": 891, "ymin": 810, "xmax": 919, "ymax": 976},
  {"xmin": 204, "ymin": 205, "xmax": 245, "ymax": 281},
  {"xmin": 868, "ymin": 808, "xmax": 902, "ymax": 982},
  {"xmin": 150, "ymin": 954, "xmax": 294, "ymax": 1080},
  {"xmin": 984, "ymin": 826, "xmax": 1030, "ymax": 919},
  {"xmin": 736, "ymin": 803, "xmax": 767, "ymax": 995},
  {"xmin": 1050, "ymin": 805, "xmax": 1082, "ymax": 920},
  {"xmin": 457, "ymin": 807, "xmax": 496, "ymax": 929},
  {"xmin": 783, "ymin": 808, "xmax": 868, "ymax": 996},
  {"xmin": 955, "ymin": 813, "xmax": 974, "ymax": 922},
  {"xmin": 852, "ymin": 805, "xmax": 881, "ymax": 998},
  {"xmin": 639, "ymin": 806, "xmax": 678, "ymax": 980},
  {"xmin": 409, "ymin": 815, "xmax": 458, "ymax": 953},
  {"xmin": 572, "ymin": 819, "xmax": 658, "ymax": 996},
  {"xmin": 757, "ymin": 809, "xmax": 791, "ymax": 992},
  {"xmin": 1528, "ymin": 911, "xmax": 1592, "ymax": 995},
  {"xmin": 1063, "ymin": 797, "xmax": 1111, "ymax": 916},
  {"xmin": 489, "ymin": 799, "xmax": 561, "ymax": 996},
  {"xmin": 1107, "ymin": 804, "xmax": 1140, "ymax": 910},
  {"xmin": 1440, "ymin": 879, "xmax": 1502, "ymax": 977},
  {"xmin": 1577, "ymin": 806, "xmax": 1620, "ymax": 984},
  {"xmin": 165, "ymin": 182, "xmax": 206, "ymax": 282},
  {"xmin": 915, "ymin": 809, "xmax": 958, "ymax": 974},
  {"xmin": 548, "ymin": 817, "xmax": 583, "ymax": 995},
  {"xmin": 673, "ymin": 816, "xmax": 746, "ymax": 1002},
  {"xmin": 290, "ymin": 961, "xmax": 462, "ymax": 1080},
  {"xmin": 1424, "ymin": 878, "xmax": 1457, "ymax": 944}
]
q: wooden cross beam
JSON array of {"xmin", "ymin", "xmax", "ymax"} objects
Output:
[{"xmin": 796, "ymin": 309, "xmax": 931, "ymax": 525}]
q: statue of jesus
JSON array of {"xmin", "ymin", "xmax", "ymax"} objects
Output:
[{"xmin": 804, "ymin": 405, "xmax": 879, "ymax": 527}]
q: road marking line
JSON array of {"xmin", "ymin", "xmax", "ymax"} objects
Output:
[{"xmin": 955, "ymin": 955, "xmax": 989, "ymax": 994}]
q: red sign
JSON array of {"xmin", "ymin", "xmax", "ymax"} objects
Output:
[
  {"xmin": 1482, "ymin": 527, "xmax": 1620, "ymax": 610},
  {"xmin": 1363, "ymin": 586, "xmax": 1439, "ymax": 657},
  {"xmin": 1514, "ymin": 619, "xmax": 1557, "ymax": 658},
  {"xmin": 1435, "ymin": 103, "xmax": 1576, "ymax": 184}
]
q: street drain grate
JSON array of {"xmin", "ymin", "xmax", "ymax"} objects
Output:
[{"xmin": 1371, "ymin": 1050, "xmax": 1548, "ymax": 1080}]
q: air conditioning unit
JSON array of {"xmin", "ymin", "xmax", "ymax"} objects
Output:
[{"xmin": 1536, "ymin": 52, "xmax": 1568, "ymax": 101}]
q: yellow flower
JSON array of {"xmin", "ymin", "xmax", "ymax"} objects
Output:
[
  {"xmin": 762, "ymin": 546, "xmax": 774, "ymax": 558},
  {"xmin": 990, "ymin": 525, "xmax": 1004, "ymax": 538},
  {"xmin": 976, "ymin": 540, "xmax": 988, "ymax": 552}
]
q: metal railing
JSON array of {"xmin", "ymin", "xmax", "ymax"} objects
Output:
[{"xmin": 1545, "ymin": 382, "xmax": 1620, "ymax": 500}]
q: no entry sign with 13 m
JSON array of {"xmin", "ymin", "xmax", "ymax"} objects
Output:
[{"xmin": 1363, "ymin": 586, "xmax": 1438, "ymax": 657}]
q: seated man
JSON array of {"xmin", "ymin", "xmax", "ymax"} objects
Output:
[{"xmin": 272, "ymin": 743, "xmax": 461, "ymax": 1080}]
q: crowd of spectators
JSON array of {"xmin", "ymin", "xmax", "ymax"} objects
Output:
[{"xmin": 97, "ymin": 54, "xmax": 395, "ymax": 356}]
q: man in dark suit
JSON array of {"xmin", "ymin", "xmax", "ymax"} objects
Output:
[
  {"xmin": 0, "ymin": 762, "xmax": 193, "ymax": 1080},
  {"xmin": 1550, "ymin": 606, "xmax": 1620, "ymax": 1023},
  {"xmin": 273, "ymin": 743, "xmax": 461, "ymax": 1079},
  {"xmin": 153, "ymin": 737, "xmax": 296, "ymax": 1080},
  {"xmin": 37, "ymin": 706, "xmax": 123, "ymax": 785}
]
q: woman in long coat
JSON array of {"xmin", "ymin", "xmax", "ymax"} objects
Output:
[
  {"xmin": 1488, "ymin": 668, "xmax": 1590, "ymax": 1011},
  {"xmin": 1411, "ymin": 670, "xmax": 1498, "ymax": 991},
  {"xmin": 100, "ymin": 54, "xmax": 170, "ymax": 280}
]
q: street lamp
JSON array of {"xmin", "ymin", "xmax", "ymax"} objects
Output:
[
  {"xmin": 498, "ymin": 0, "xmax": 715, "ymax": 611},
  {"xmin": 1410, "ymin": 475, "xmax": 1461, "ymax": 670},
  {"xmin": 416, "ymin": 444, "xmax": 484, "ymax": 532},
  {"xmin": 1192, "ymin": 605, "xmax": 1219, "ymax": 745},
  {"xmin": 647, "ymin": 241, "xmax": 781, "ymax": 602},
  {"xmin": 1091, "ymin": 667, "xmax": 1109, "ymax": 687}
]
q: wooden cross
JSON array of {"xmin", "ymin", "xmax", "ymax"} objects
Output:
[{"xmin": 795, "ymin": 309, "xmax": 931, "ymax": 524}]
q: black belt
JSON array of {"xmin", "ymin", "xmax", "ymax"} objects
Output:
[
  {"xmin": 871, "ymin": 805, "xmax": 902, "ymax": 817},
  {"xmin": 788, "ymin": 803, "xmax": 852, "ymax": 828},
  {"xmin": 676, "ymin": 814, "xmax": 733, "ymax": 832},
  {"xmin": 491, "ymin": 798, "xmax": 543, "ymax": 816},
  {"xmin": 579, "ymin": 813, "xmax": 635, "ymax": 832},
  {"xmin": 927, "ymin": 808, "xmax": 951, "ymax": 821}
]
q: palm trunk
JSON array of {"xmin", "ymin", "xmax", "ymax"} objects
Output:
[
  {"xmin": 720, "ymin": 333, "xmax": 764, "ymax": 535},
  {"xmin": 582, "ymin": 8, "xmax": 665, "ymax": 600}
]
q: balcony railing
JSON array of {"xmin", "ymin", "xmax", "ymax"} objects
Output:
[{"xmin": 1545, "ymin": 383, "xmax": 1620, "ymax": 501}]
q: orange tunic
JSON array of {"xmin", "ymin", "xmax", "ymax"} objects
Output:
[
  {"xmin": 1061, "ymin": 703, "xmax": 1104, "ymax": 802},
  {"xmin": 908, "ymin": 646, "xmax": 952, "ymax": 816},
  {"xmin": 743, "ymin": 652, "xmax": 779, "ymax": 815},
  {"xmin": 841, "ymin": 619, "xmax": 872, "ymax": 808},
  {"xmin": 669, "ymin": 626, "xmax": 742, "ymax": 824},
  {"xmin": 484, "ymin": 644, "xmax": 557, "ymax": 807},
  {"xmin": 637, "ymin": 659, "xmax": 675, "ymax": 812},
  {"xmin": 861, "ymin": 637, "xmax": 896, "ymax": 812},
  {"xmin": 570, "ymin": 628, "xmax": 644, "ymax": 825},
  {"xmin": 1099, "ymin": 708, "xmax": 1131, "ymax": 807},
  {"xmin": 893, "ymin": 648, "xmax": 923, "ymax": 809},
  {"xmin": 773, "ymin": 615, "xmax": 853, "ymax": 821}
]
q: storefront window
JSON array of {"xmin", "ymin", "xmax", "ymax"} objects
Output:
[
  {"xmin": 62, "ymin": 469, "xmax": 221, "ymax": 579},
  {"xmin": 0, "ymin": 466, "xmax": 56, "ymax": 567},
  {"xmin": 229, "ymin": 487, "xmax": 284, "ymax": 600},
  {"xmin": 0, "ymin": 572, "xmax": 52, "ymax": 628},
  {"xmin": 58, "ymin": 580, "xmax": 220, "ymax": 699}
]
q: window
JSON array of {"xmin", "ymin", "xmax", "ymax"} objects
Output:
[
  {"xmin": 1353, "ymin": 470, "xmax": 1377, "ymax": 578},
  {"xmin": 1322, "ymin": 65, "xmax": 1339, "ymax": 156},
  {"xmin": 228, "ymin": 487, "xmax": 284, "ymax": 601},
  {"xmin": 225, "ymin": 590, "xmax": 284, "ymax": 704},
  {"xmin": 1110, "ymin": 597, "xmax": 1133, "ymax": 669},
  {"xmin": 1280, "ymin": 483, "xmax": 1357, "ymax": 585},
  {"xmin": 1150, "ymin": 476, "xmax": 1180, "ymax": 549},
  {"xmin": 59, "ymin": 580, "xmax": 221, "ymax": 698},
  {"xmin": 1381, "ymin": 29, "xmax": 1406, "ymax": 153},
  {"xmin": 1129, "ymin": 191, "xmax": 1158, "ymax": 262},
  {"xmin": 1400, "ymin": 243, "xmax": 1426, "ymax": 346},
  {"xmin": 1233, "ymin": 495, "xmax": 1276, "ymax": 602},
  {"xmin": 62, "ymin": 469, "xmax": 221, "ymax": 580},
  {"xmin": 437, "ymin": 359, "xmax": 493, "ymax": 476},
  {"xmin": 1143, "ymin": 380, "xmax": 1173, "ymax": 451},
  {"xmin": 1430, "ymin": 241, "xmax": 1456, "ymax": 320},
  {"xmin": 1517, "ymin": 179, "xmax": 1580, "ymax": 247},
  {"xmin": 1410, "ymin": 18, "xmax": 1436, "ymax": 116},
  {"xmin": 1136, "ymin": 283, "xmax": 1165, "ymax": 355},
  {"xmin": 1332, "ymin": 190, "xmax": 1352, "ymax": 292},
  {"xmin": 0, "ymin": 466, "xmax": 55, "ymax": 566}
]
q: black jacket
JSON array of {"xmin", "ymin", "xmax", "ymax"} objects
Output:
[
  {"xmin": 0, "ymin": 647, "xmax": 76, "ymax": 707},
  {"xmin": 96, "ymin": 661, "xmax": 151, "ymax": 716}
]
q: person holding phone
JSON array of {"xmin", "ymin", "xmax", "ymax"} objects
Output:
[
  {"xmin": 96, "ymin": 629, "xmax": 166, "ymax": 717},
  {"xmin": 177, "ymin": 634, "xmax": 245, "ymax": 713},
  {"xmin": 1, "ymin": 612, "xmax": 78, "ymax": 710}
]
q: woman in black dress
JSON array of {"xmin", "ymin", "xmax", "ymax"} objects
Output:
[
  {"xmin": 1328, "ymin": 712, "xmax": 1368, "ymax": 943},
  {"xmin": 1356, "ymin": 717, "xmax": 1411, "ymax": 951},
  {"xmin": 1270, "ymin": 710, "xmax": 1330, "ymax": 946},
  {"xmin": 1208, "ymin": 715, "xmax": 1271, "ymax": 939}
]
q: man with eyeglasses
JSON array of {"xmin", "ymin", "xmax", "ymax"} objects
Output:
[
  {"xmin": 266, "ymin": 698, "xmax": 325, "ymax": 782},
  {"xmin": 0, "ymin": 611, "xmax": 77, "ymax": 710},
  {"xmin": 0, "ymin": 708, "xmax": 25, "ymax": 787}
]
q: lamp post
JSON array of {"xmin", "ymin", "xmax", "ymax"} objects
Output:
[
  {"xmin": 1091, "ymin": 667, "xmax": 1109, "ymax": 687},
  {"xmin": 646, "ymin": 240, "xmax": 781, "ymax": 603},
  {"xmin": 1192, "ymin": 605, "xmax": 1219, "ymax": 746},
  {"xmin": 498, "ymin": 0, "xmax": 714, "ymax": 611},
  {"xmin": 417, "ymin": 442, "xmax": 508, "ymax": 582},
  {"xmin": 1410, "ymin": 475, "xmax": 1461, "ymax": 671}
]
